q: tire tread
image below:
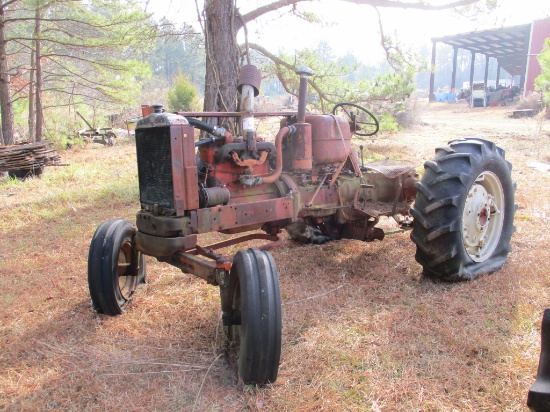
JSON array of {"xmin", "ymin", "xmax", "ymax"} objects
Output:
[{"xmin": 410, "ymin": 138, "xmax": 516, "ymax": 281}]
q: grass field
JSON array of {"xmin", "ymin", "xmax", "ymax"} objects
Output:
[{"xmin": 1, "ymin": 103, "xmax": 549, "ymax": 411}]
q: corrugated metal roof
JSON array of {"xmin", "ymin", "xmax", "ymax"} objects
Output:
[{"xmin": 433, "ymin": 24, "xmax": 532, "ymax": 76}]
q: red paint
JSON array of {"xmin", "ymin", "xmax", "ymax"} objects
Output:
[{"xmin": 526, "ymin": 19, "xmax": 550, "ymax": 95}]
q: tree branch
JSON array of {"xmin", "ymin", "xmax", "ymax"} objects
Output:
[
  {"xmin": 240, "ymin": 0, "xmax": 481, "ymax": 28},
  {"xmin": 248, "ymin": 42, "xmax": 295, "ymax": 71},
  {"xmin": 342, "ymin": 0, "xmax": 479, "ymax": 10},
  {"xmin": 240, "ymin": 0, "xmax": 312, "ymax": 26}
]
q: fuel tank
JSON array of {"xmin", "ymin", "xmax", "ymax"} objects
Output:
[{"xmin": 306, "ymin": 114, "xmax": 352, "ymax": 165}]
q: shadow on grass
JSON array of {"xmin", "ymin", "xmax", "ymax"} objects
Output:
[
  {"xmin": 0, "ymin": 168, "xmax": 533, "ymax": 411},
  {"xmin": 0, "ymin": 189, "xmax": 245, "ymax": 410}
]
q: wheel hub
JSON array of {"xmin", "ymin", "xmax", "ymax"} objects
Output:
[
  {"xmin": 462, "ymin": 172, "xmax": 504, "ymax": 262},
  {"xmin": 118, "ymin": 241, "xmax": 136, "ymax": 301}
]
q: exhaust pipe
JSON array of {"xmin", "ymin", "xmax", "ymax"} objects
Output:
[{"xmin": 296, "ymin": 67, "xmax": 313, "ymax": 123}]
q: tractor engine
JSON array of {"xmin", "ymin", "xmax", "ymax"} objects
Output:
[{"xmin": 133, "ymin": 66, "xmax": 416, "ymax": 258}]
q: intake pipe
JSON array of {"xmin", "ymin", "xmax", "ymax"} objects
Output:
[
  {"xmin": 238, "ymin": 125, "xmax": 294, "ymax": 187},
  {"xmin": 186, "ymin": 117, "xmax": 231, "ymax": 143},
  {"xmin": 260, "ymin": 125, "xmax": 294, "ymax": 184},
  {"xmin": 214, "ymin": 141, "xmax": 276, "ymax": 163}
]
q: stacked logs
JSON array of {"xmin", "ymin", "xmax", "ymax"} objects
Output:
[{"xmin": 0, "ymin": 141, "xmax": 62, "ymax": 176}]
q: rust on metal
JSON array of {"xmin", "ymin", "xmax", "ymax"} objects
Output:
[
  {"xmin": 305, "ymin": 175, "xmax": 328, "ymax": 208},
  {"xmin": 170, "ymin": 123, "xmax": 200, "ymax": 215},
  {"xmin": 136, "ymin": 231, "xmax": 197, "ymax": 257},
  {"xmin": 363, "ymin": 159, "xmax": 416, "ymax": 179},
  {"xmin": 162, "ymin": 251, "xmax": 228, "ymax": 284},
  {"xmin": 238, "ymin": 64, "xmax": 262, "ymax": 97},
  {"xmin": 290, "ymin": 123, "xmax": 312, "ymax": 171},
  {"xmin": 177, "ymin": 111, "xmax": 297, "ymax": 118},
  {"xmin": 194, "ymin": 197, "xmax": 294, "ymax": 233},
  {"xmin": 190, "ymin": 233, "xmax": 280, "ymax": 255},
  {"xmin": 308, "ymin": 115, "xmax": 352, "ymax": 165},
  {"xmin": 230, "ymin": 150, "xmax": 268, "ymax": 168},
  {"xmin": 403, "ymin": 172, "xmax": 419, "ymax": 201},
  {"xmin": 132, "ymin": 67, "xmax": 420, "ymax": 296}
]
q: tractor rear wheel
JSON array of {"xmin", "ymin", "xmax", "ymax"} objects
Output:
[
  {"xmin": 226, "ymin": 248, "xmax": 282, "ymax": 385},
  {"xmin": 88, "ymin": 219, "xmax": 146, "ymax": 315},
  {"xmin": 410, "ymin": 138, "xmax": 516, "ymax": 281}
]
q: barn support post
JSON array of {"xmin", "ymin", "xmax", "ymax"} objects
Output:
[
  {"xmin": 520, "ymin": 26, "xmax": 531, "ymax": 95},
  {"xmin": 429, "ymin": 40, "xmax": 437, "ymax": 102},
  {"xmin": 451, "ymin": 47, "xmax": 459, "ymax": 92},
  {"xmin": 496, "ymin": 62, "xmax": 501, "ymax": 87},
  {"xmin": 483, "ymin": 55, "xmax": 489, "ymax": 87},
  {"xmin": 469, "ymin": 51, "xmax": 476, "ymax": 88}
]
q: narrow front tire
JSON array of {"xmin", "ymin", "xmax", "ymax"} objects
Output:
[
  {"xmin": 226, "ymin": 248, "xmax": 282, "ymax": 385},
  {"xmin": 88, "ymin": 218, "xmax": 146, "ymax": 315}
]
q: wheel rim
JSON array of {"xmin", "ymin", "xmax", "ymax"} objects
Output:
[
  {"xmin": 462, "ymin": 171, "xmax": 505, "ymax": 262},
  {"xmin": 117, "ymin": 240, "xmax": 138, "ymax": 301}
]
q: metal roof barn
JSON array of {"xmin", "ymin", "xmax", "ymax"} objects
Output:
[{"xmin": 429, "ymin": 18, "xmax": 550, "ymax": 101}]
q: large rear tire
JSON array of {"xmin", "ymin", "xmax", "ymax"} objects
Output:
[
  {"xmin": 410, "ymin": 138, "xmax": 516, "ymax": 281},
  {"xmin": 88, "ymin": 218, "xmax": 146, "ymax": 315},
  {"xmin": 226, "ymin": 248, "xmax": 282, "ymax": 385}
]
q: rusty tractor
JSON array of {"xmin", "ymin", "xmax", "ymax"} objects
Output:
[
  {"xmin": 76, "ymin": 111, "xmax": 117, "ymax": 146},
  {"xmin": 87, "ymin": 66, "xmax": 516, "ymax": 386}
]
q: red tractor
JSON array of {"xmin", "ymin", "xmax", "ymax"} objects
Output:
[{"xmin": 87, "ymin": 66, "xmax": 516, "ymax": 385}]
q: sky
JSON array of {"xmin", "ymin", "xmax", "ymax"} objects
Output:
[{"xmin": 146, "ymin": 0, "xmax": 550, "ymax": 65}]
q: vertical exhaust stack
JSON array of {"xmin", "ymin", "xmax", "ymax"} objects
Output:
[
  {"xmin": 292, "ymin": 67, "xmax": 314, "ymax": 171},
  {"xmin": 296, "ymin": 67, "xmax": 313, "ymax": 123}
]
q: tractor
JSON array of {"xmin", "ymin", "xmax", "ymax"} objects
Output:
[{"xmin": 87, "ymin": 66, "xmax": 516, "ymax": 386}]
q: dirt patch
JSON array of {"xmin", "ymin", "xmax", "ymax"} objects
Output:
[{"xmin": 1, "ymin": 103, "xmax": 549, "ymax": 411}]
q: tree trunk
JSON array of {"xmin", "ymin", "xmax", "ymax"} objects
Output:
[
  {"xmin": 0, "ymin": 6, "xmax": 14, "ymax": 146},
  {"xmin": 28, "ymin": 39, "xmax": 36, "ymax": 142},
  {"xmin": 34, "ymin": 5, "xmax": 43, "ymax": 142},
  {"xmin": 203, "ymin": 0, "xmax": 240, "ymax": 118}
]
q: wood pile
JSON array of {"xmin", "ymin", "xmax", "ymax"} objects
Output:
[{"xmin": 0, "ymin": 141, "xmax": 62, "ymax": 173}]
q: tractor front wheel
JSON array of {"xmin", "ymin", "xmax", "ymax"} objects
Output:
[
  {"xmin": 88, "ymin": 219, "xmax": 146, "ymax": 315},
  {"xmin": 410, "ymin": 138, "xmax": 516, "ymax": 281},
  {"xmin": 226, "ymin": 248, "xmax": 282, "ymax": 385}
]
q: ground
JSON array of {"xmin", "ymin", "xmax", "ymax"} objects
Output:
[{"xmin": 1, "ymin": 101, "xmax": 549, "ymax": 411}]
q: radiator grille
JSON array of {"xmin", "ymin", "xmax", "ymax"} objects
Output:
[{"xmin": 135, "ymin": 127, "xmax": 174, "ymax": 211}]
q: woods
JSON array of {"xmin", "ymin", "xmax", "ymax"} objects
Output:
[
  {"xmin": 0, "ymin": 0, "xmax": 501, "ymax": 147},
  {"xmin": 0, "ymin": 0, "xmax": 155, "ymax": 146}
]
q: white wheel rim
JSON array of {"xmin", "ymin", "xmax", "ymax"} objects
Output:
[{"xmin": 462, "ymin": 171, "xmax": 505, "ymax": 262}]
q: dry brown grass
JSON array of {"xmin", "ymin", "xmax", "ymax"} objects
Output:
[{"xmin": 1, "ymin": 103, "xmax": 550, "ymax": 411}]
